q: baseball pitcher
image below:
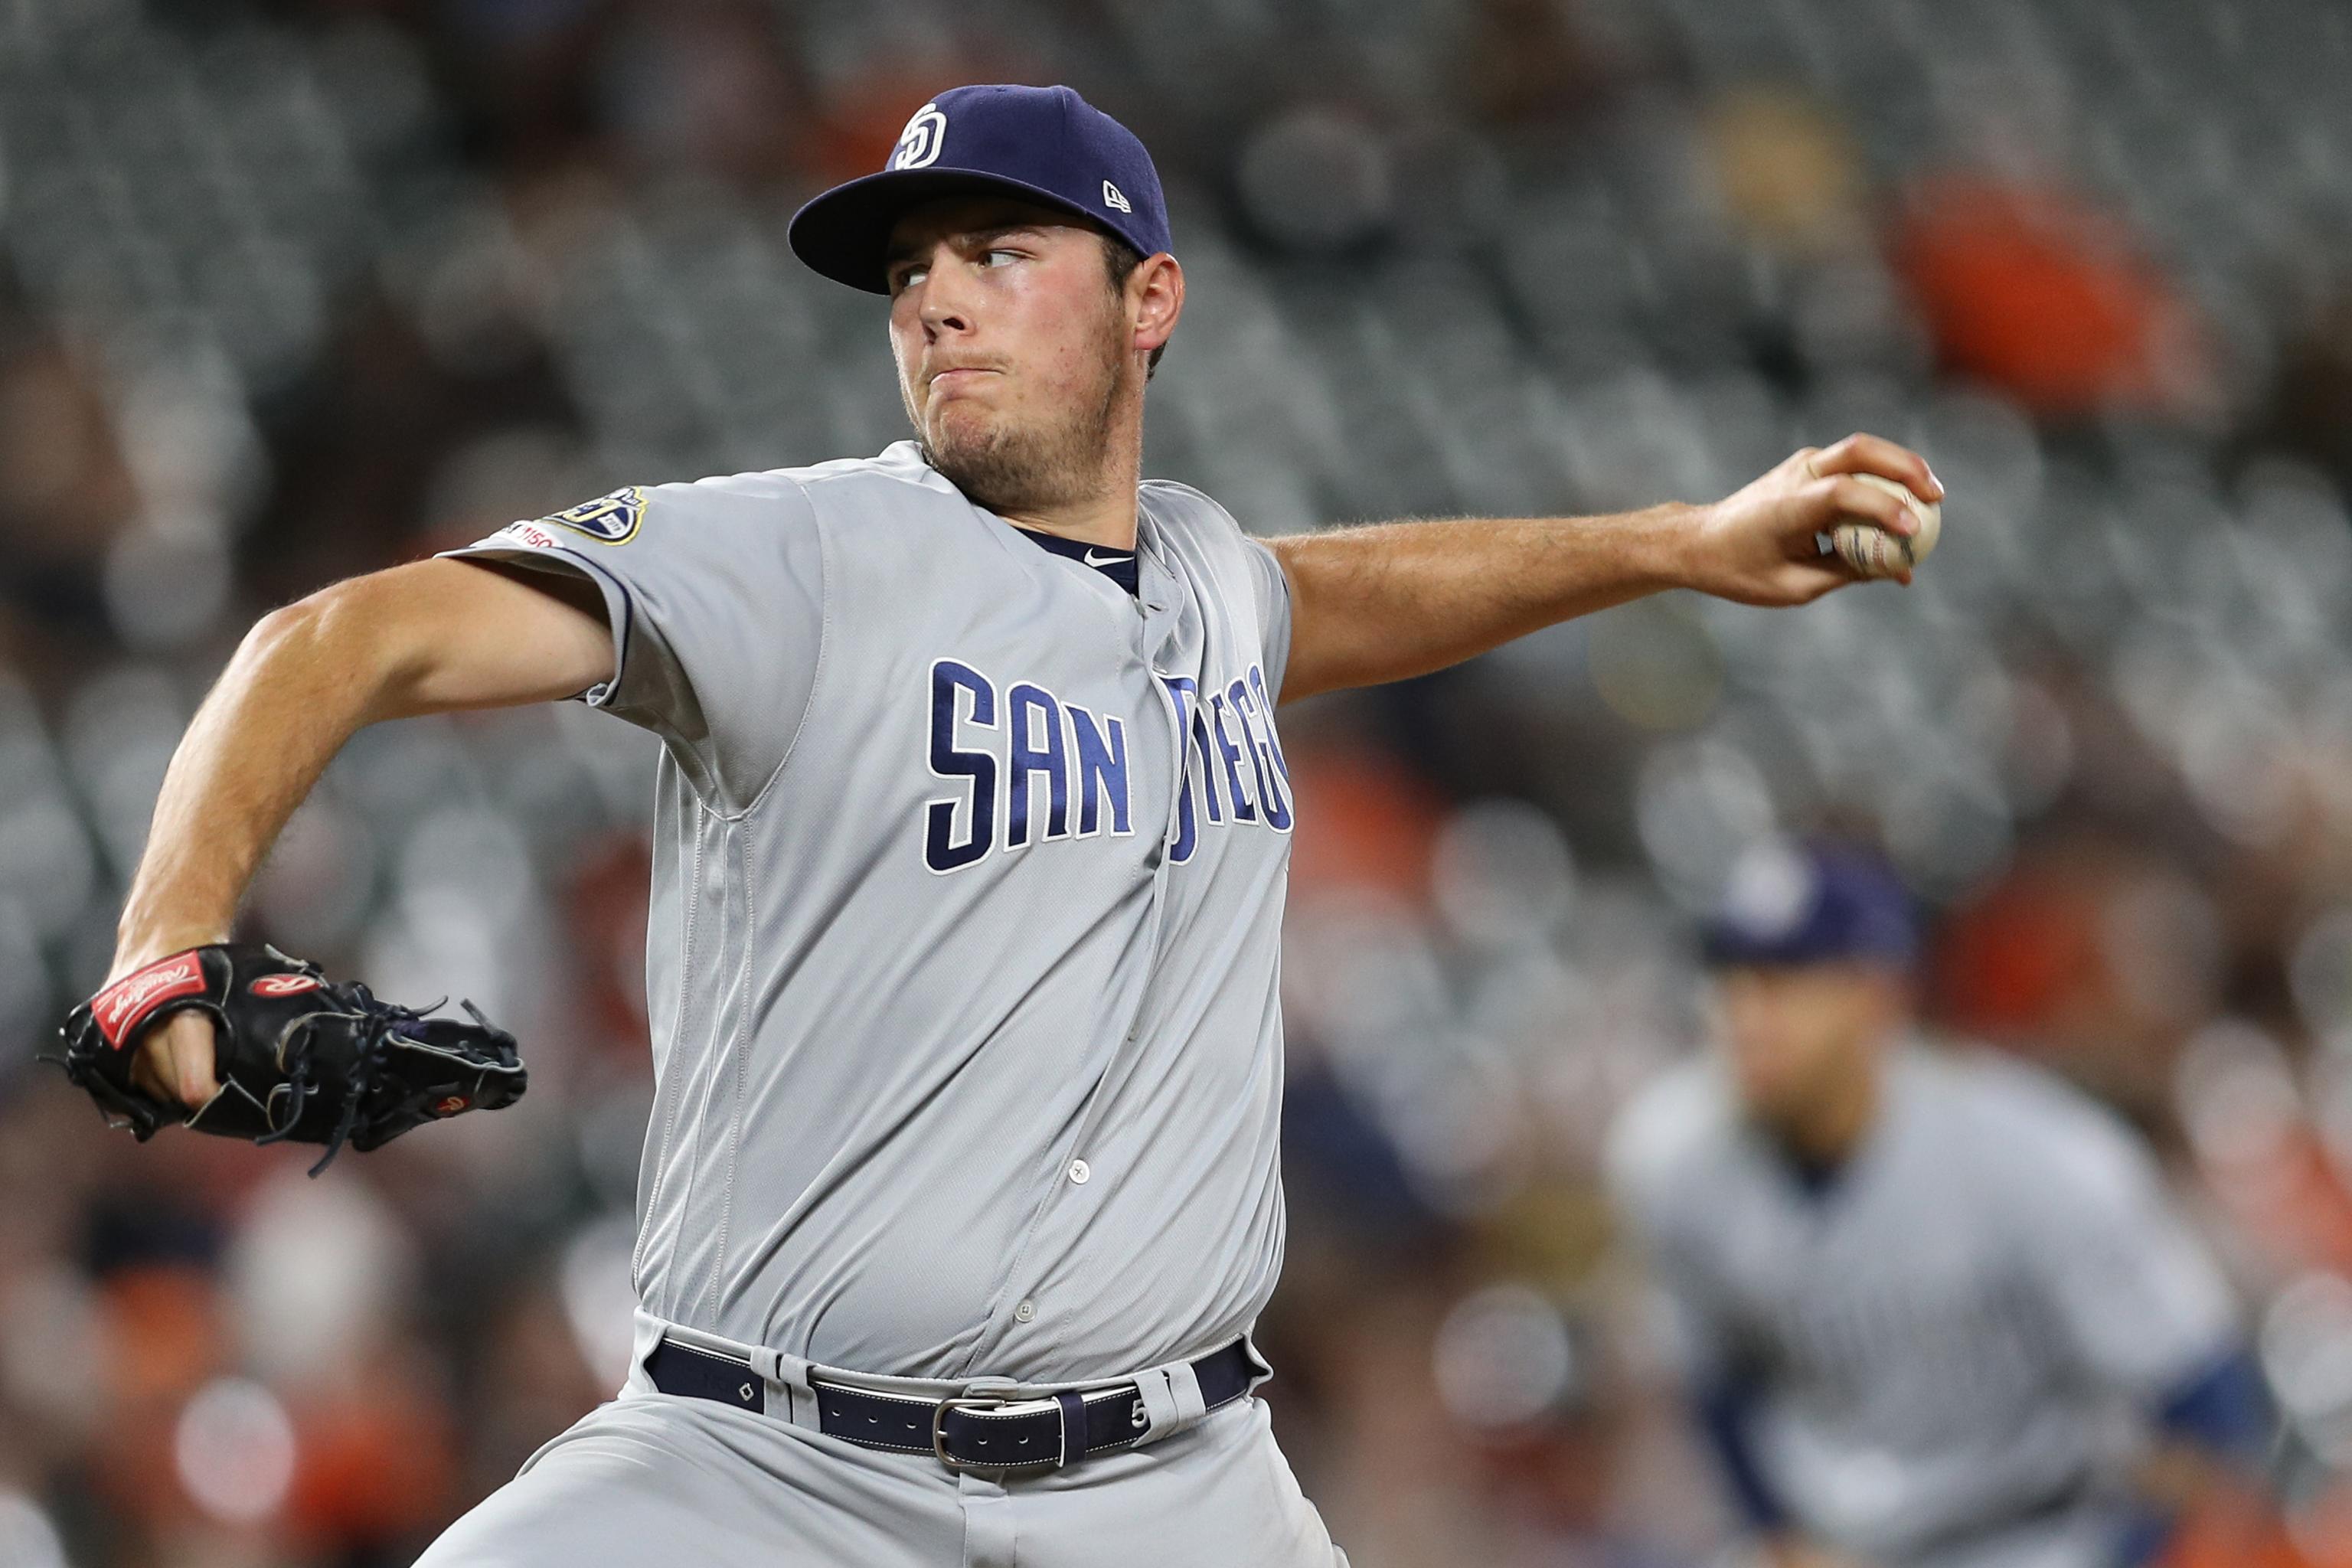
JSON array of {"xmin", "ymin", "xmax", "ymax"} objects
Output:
[
  {"xmin": 1607, "ymin": 843, "xmax": 2277, "ymax": 1568},
  {"xmin": 82, "ymin": 86, "xmax": 1939, "ymax": 1566}
]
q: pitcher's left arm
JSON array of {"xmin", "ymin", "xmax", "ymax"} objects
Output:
[{"xmin": 1268, "ymin": 433, "xmax": 1939, "ymax": 703}]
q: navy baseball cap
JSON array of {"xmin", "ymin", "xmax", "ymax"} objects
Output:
[
  {"xmin": 1700, "ymin": 841, "xmax": 1918, "ymax": 969},
  {"xmin": 788, "ymin": 85, "xmax": 1174, "ymax": 293}
]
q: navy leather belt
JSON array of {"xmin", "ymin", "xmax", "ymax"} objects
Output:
[{"xmin": 645, "ymin": 1336, "xmax": 1259, "ymax": 1472}]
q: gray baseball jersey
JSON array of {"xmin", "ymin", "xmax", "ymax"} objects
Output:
[
  {"xmin": 446, "ymin": 439, "xmax": 1297, "ymax": 1383},
  {"xmin": 1606, "ymin": 1043, "xmax": 2239, "ymax": 1567}
]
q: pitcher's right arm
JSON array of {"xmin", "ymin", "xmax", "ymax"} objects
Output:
[{"xmin": 112, "ymin": 558, "xmax": 612, "ymax": 1108}]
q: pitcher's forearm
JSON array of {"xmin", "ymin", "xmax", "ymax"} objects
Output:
[
  {"xmin": 1268, "ymin": 435, "xmax": 1940, "ymax": 702},
  {"xmin": 113, "ymin": 597, "xmax": 400, "ymax": 972},
  {"xmin": 1269, "ymin": 505, "xmax": 1693, "ymax": 699}
]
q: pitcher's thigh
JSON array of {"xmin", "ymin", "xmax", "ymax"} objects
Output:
[
  {"xmin": 416, "ymin": 1398, "xmax": 964, "ymax": 1568},
  {"xmin": 1013, "ymin": 1401, "xmax": 1348, "ymax": 1568}
]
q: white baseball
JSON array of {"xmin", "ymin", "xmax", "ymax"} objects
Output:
[{"xmin": 1828, "ymin": 472, "xmax": 1940, "ymax": 579}]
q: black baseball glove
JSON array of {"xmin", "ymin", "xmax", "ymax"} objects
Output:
[{"xmin": 54, "ymin": 944, "xmax": 527, "ymax": 1175}]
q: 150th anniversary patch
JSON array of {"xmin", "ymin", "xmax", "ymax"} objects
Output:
[{"xmin": 537, "ymin": 486, "xmax": 645, "ymax": 544}]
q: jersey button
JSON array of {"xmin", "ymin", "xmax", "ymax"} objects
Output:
[
  {"xmin": 1014, "ymin": 1299, "xmax": 1036, "ymax": 1323},
  {"xmin": 1068, "ymin": 1158, "xmax": 1091, "ymax": 1185}
]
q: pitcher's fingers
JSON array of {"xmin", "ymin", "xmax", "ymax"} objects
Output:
[
  {"xmin": 1808, "ymin": 432, "xmax": 1942, "ymax": 501},
  {"xmin": 1800, "ymin": 475, "xmax": 1918, "ymax": 538},
  {"xmin": 163, "ymin": 1015, "xmax": 220, "ymax": 1109},
  {"xmin": 1776, "ymin": 557, "xmax": 1857, "ymax": 604},
  {"xmin": 130, "ymin": 1040, "xmax": 172, "ymax": 1102}
]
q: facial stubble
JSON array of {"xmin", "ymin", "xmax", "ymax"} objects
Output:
[{"xmin": 906, "ymin": 307, "xmax": 1129, "ymax": 517}]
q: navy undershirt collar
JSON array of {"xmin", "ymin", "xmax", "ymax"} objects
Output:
[{"xmin": 1014, "ymin": 526, "xmax": 1141, "ymax": 596}]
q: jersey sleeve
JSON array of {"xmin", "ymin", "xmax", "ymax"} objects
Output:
[
  {"xmin": 440, "ymin": 475, "xmax": 825, "ymax": 810},
  {"xmin": 2014, "ymin": 1099, "xmax": 2239, "ymax": 1403},
  {"xmin": 1240, "ymin": 536, "xmax": 1294, "ymax": 701}
]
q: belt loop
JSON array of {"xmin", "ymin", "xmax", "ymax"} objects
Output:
[
  {"xmin": 624, "ymin": 1310, "xmax": 668, "ymax": 1398},
  {"xmin": 1054, "ymin": 1390, "xmax": 1086, "ymax": 1468},
  {"xmin": 1129, "ymin": 1357, "xmax": 1207, "ymax": 1448},
  {"xmin": 1167, "ymin": 1357, "xmax": 1206, "ymax": 1424},
  {"xmin": 1131, "ymin": 1367, "xmax": 1178, "ymax": 1446},
  {"xmin": 753, "ymin": 1348, "xmax": 822, "ymax": 1432},
  {"xmin": 1240, "ymin": 1332, "xmax": 1274, "ymax": 1394}
]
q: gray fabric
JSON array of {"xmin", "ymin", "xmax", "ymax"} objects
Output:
[
  {"xmin": 1909, "ymin": 1501, "xmax": 2140, "ymax": 1568},
  {"xmin": 413, "ymin": 1388, "xmax": 1346, "ymax": 1568},
  {"xmin": 443, "ymin": 442, "xmax": 1297, "ymax": 1383},
  {"xmin": 460, "ymin": 470, "xmax": 827, "ymax": 811},
  {"xmin": 1606, "ymin": 1044, "xmax": 2239, "ymax": 1568}
]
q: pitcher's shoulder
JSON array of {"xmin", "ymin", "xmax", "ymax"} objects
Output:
[
  {"xmin": 1139, "ymin": 476, "xmax": 1246, "ymax": 534},
  {"xmin": 642, "ymin": 469, "xmax": 812, "ymax": 512},
  {"xmin": 769, "ymin": 442, "xmax": 969, "ymax": 510},
  {"xmin": 644, "ymin": 446, "xmax": 976, "ymax": 537}
]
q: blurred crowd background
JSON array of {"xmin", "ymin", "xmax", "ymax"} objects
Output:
[{"xmin": 4, "ymin": 0, "xmax": 2352, "ymax": 1563}]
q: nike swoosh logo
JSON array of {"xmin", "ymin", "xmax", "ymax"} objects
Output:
[{"xmin": 1083, "ymin": 549, "xmax": 1132, "ymax": 567}]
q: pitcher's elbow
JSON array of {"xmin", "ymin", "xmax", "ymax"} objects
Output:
[{"xmin": 240, "ymin": 577, "xmax": 417, "ymax": 717}]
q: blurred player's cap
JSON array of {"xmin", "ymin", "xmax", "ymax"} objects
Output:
[
  {"xmin": 789, "ymin": 85, "xmax": 1173, "ymax": 294},
  {"xmin": 1700, "ymin": 839, "xmax": 1916, "ymax": 969}
]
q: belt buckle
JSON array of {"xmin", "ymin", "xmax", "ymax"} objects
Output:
[{"xmin": 932, "ymin": 1393, "xmax": 1011, "ymax": 1471}]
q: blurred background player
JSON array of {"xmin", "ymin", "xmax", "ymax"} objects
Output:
[{"xmin": 1606, "ymin": 841, "xmax": 2279, "ymax": 1568}]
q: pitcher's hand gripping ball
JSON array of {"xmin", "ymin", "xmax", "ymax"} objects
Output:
[
  {"xmin": 54, "ymin": 945, "xmax": 525, "ymax": 1174},
  {"xmin": 1830, "ymin": 472, "xmax": 1942, "ymax": 579}
]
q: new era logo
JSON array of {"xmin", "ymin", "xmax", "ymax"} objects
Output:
[{"xmin": 1102, "ymin": 180, "xmax": 1132, "ymax": 214}]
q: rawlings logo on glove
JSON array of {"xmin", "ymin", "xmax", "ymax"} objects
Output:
[
  {"xmin": 54, "ymin": 944, "xmax": 527, "ymax": 1175},
  {"xmin": 92, "ymin": 953, "xmax": 207, "ymax": 1047}
]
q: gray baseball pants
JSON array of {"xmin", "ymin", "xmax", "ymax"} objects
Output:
[{"xmin": 414, "ymin": 1367, "xmax": 1348, "ymax": 1566}]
